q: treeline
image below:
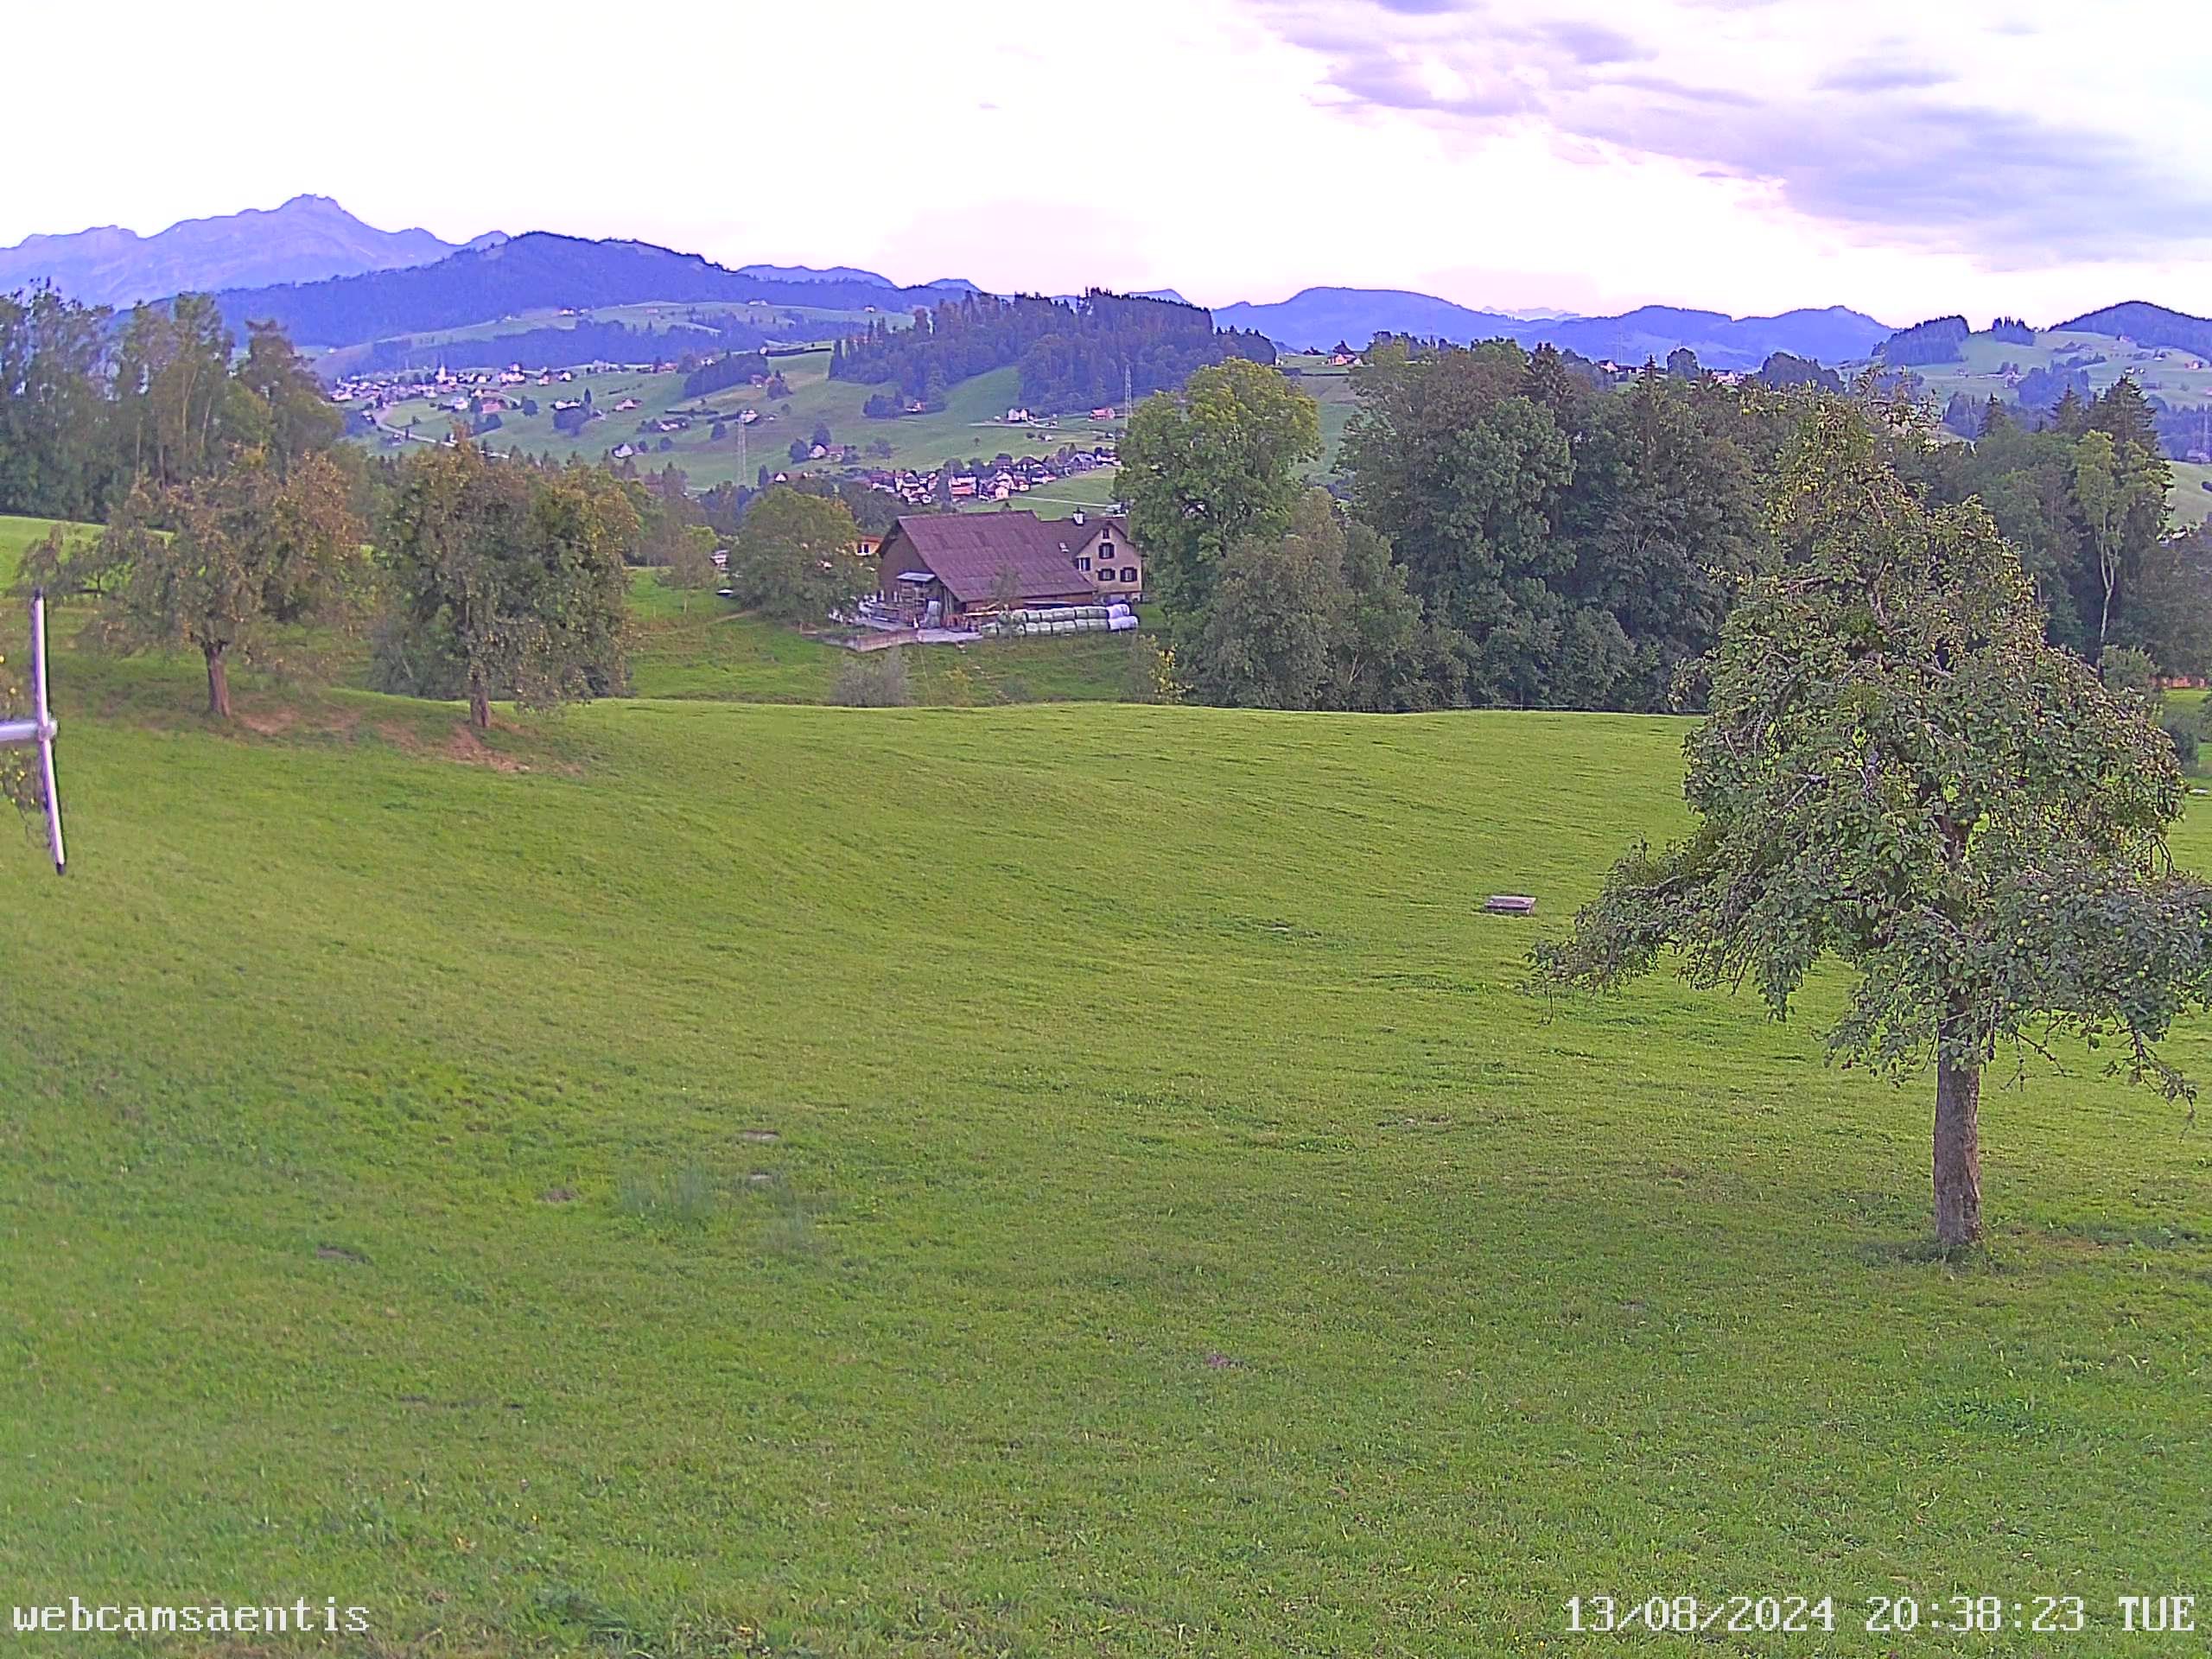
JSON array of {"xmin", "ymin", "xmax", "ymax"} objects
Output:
[
  {"xmin": 1879, "ymin": 315, "xmax": 1971, "ymax": 365},
  {"xmin": 1125, "ymin": 346, "xmax": 2206, "ymax": 715},
  {"xmin": 0, "ymin": 281, "xmax": 646, "ymax": 725},
  {"xmin": 1908, "ymin": 380, "xmax": 2195, "ymax": 666},
  {"xmin": 830, "ymin": 289, "xmax": 1274, "ymax": 415},
  {"xmin": 683, "ymin": 352, "xmax": 786, "ymax": 398},
  {"xmin": 2, "ymin": 285, "xmax": 346, "ymax": 522}
]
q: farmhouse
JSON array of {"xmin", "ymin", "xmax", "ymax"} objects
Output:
[
  {"xmin": 875, "ymin": 512, "xmax": 1124, "ymax": 620},
  {"xmin": 1061, "ymin": 512, "xmax": 1144, "ymax": 599}
]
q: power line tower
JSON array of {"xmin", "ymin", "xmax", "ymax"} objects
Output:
[{"xmin": 0, "ymin": 590, "xmax": 67, "ymax": 874}]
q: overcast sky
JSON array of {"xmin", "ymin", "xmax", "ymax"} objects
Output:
[{"xmin": 12, "ymin": 0, "xmax": 2210, "ymax": 323}]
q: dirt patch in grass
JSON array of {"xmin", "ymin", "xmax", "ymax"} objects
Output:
[
  {"xmin": 444, "ymin": 722, "xmax": 533, "ymax": 772},
  {"xmin": 367, "ymin": 717, "xmax": 575, "ymax": 777},
  {"xmin": 237, "ymin": 706, "xmax": 301, "ymax": 736},
  {"xmin": 315, "ymin": 1243, "xmax": 369, "ymax": 1265}
]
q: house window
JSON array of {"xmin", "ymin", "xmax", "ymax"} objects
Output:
[
  {"xmin": 1121, "ymin": 567, "xmax": 1137, "ymax": 583},
  {"xmin": 1077, "ymin": 556, "xmax": 1090, "ymax": 571},
  {"xmin": 1098, "ymin": 539, "xmax": 1114, "ymax": 556}
]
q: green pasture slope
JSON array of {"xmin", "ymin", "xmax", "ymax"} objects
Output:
[
  {"xmin": 1903, "ymin": 329, "xmax": 2212, "ymax": 417},
  {"xmin": 366, "ymin": 350, "xmax": 1129, "ymax": 493},
  {"xmin": 627, "ymin": 578, "xmax": 1136, "ymax": 707},
  {"xmin": 5, "ymin": 529, "xmax": 2212, "ymax": 1655}
]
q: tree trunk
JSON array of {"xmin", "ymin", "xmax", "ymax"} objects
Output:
[
  {"xmin": 204, "ymin": 645, "xmax": 232, "ymax": 720},
  {"xmin": 1933, "ymin": 1056, "xmax": 1982, "ymax": 1247},
  {"xmin": 467, "ymin": 668, "xmax": 491, "ymax": 733}
]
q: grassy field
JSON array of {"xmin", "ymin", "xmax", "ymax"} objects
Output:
[
  {"xmin": 1282, "ymin": 361, "xmax": 1360, "ymax": 480},
  {"xmin": 2170, "ymin": 460, "xmax": 2212, "ymax": 530},
  {"xmin": 1902, "ymin": 329, "xmax": 2212, "ymax": 415},
  {"xmin": 315, "ymin": 302, "xmax": 913, "ymax": 381},
  {"xmin": 364, "ymin": 352, "xmax": 1128, "ymax": 493},
  {"xmin": 628, "ymin": 569, "xmax": 1139, "ymax": 706},
  {"xmin": 627, "ymin": 594, "xmax": 1137, "ymax": 706},
  {"xmin": 5, "ymin": 517, "xmax": 2212, "ymax": 1652}
]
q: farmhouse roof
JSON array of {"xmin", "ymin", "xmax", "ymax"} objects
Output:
[{"xmin": 886, "ymin": 512, "xmax": 1092, "ymax": 602}]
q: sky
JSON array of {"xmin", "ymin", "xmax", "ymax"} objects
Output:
[{"xmin": 10, "ymin": 0, "xmax": 2212, "ymax": 324}]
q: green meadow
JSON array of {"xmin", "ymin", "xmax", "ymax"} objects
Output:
[
  {"xmin": 367, "ymin": 352, "xmax": 1128, "ymax": 493},
  {"xmin": 3, "ymin": 517, "xmax": 2212, "ymax": 1656}
]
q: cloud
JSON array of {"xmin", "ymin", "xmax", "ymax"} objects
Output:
[
  {"xmin": 1535, "ymin": 18, "xmax": 1649, "ymax": 65},
  {"xmin": 1251, "ymin": 0, "xmax": 2212, "ymax": 262},
  {"xmin": 1815, "ymin": 56, "xmax": 1953, "ymax": 92}
]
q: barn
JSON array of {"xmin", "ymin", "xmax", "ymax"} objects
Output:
[{"xmin": 875, "ymin": 512, "xmax": 1100, "ymax": 622}]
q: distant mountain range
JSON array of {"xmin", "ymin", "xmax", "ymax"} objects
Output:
[
  {"xmin": 0, "ymin": 195, "xmax": 503, "ymax": 310},
  {"xmin": 200, "ymin": 233, "xmax": 966, "ymax": 348},
  {"xmin": 1213, "ymin": 287, "xmax": 1894, "ymax": 370},
  {"xmin": 196, "ymin": 238, "xmax": 1895, "ymax": 372},
  {"xmin": 10, "ymin": 196, "xmax": 2204, "ymax": 379}
]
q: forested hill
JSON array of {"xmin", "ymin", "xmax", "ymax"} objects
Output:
[
  {"xmin": 831, "ymin": 290, "xmax": 1275, "ymax": 416},
  {"xmin": 201, "ymin": 234, "xmax": 952, "ymax": 349},
  {"xmin": 2057, "ymin": 302, "xmax": 2212, "ymax": 359}
]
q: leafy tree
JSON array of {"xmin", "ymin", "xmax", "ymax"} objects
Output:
[
  {"xmin": 729, "ymin": 486, "xmax": 868, "ymax": 624},
  {"xmin": 232, "ymin": 321, "xmax": 345, "ymax": 472},
  {"xmin": 1753, "ymin": 352, "xmax": 1842, "ymax": 392},
  {"xmin": 110, "ymin": 294, "xmax": 238, "ymax": 489},
  {"xmin": 1535, "ymin": 407, "xmax": 2212, "ymax": 1247},
  {"xmin": 2129, "ymin": 526, "xmax": 2212, "ymax": 679},
  {"xmin": 1119, "ymin": 356, "xmax": 1320, "ymax": 647},
  {"xmin": 0, "ymin": 283, "xmax": 113, "ymax": 519},
  {"xmin": 656, "ymin": 524, "xmax": 720, "ymax": 607},
  {"xmin": 2071, "ymin": 428, "xmax": 2166, "ymax": 662},
  {"xmin": 1344, "ymin": 340, "xmax": 1574, "ymax": 701},
  {"xmin": 1192, "ymin": 501, "xmax": 1344, "ymax": 709},
  {"xmin": 380, "ymin": 442, "xmax": 638, "ymax": 729},
  {"xmin": 26, "ymin": 452, "xmax": 366, "ymax": 717},
  {"xmin": 1185, "ymin": 489, "xmax": 1438, "ymax": 710}
]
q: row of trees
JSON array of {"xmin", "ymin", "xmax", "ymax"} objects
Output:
[
  {"xmin": 1126, "ymin": 344, "xmax": 2208, "ymax": 716},
  {"xmin": 23, "ymin": 428, "xmax": 643, "ymax": 729},
  {"xmin": 3, "ymin": 286, "xmax": 346, "ymax": 522},
  {"xmin": 0, "ymin": 284, "xmax": 784, "ymax": 728}
]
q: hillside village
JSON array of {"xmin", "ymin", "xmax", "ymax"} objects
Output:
[{"xmin": 332, "ymin": 353, "xmax": 1125, "ymax": 514}]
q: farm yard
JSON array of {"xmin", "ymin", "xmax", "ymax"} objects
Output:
[{"xmin": 5, "ymin": 514, "xmax": 2212, "ymax": 1655}]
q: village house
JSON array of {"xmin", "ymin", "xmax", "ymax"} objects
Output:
[{"xmin": 874, "ymin": 512, "xmax": 1145, "ymax": 622}]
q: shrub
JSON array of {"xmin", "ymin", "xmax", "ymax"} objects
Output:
[
  {"xmin": 2164, "ymin": 717, "xmax": 2200, "ymax": 771},
  {"xmin": 830, "ymin": 649, "xmax": 912, "ymax": 707},
  {"xmin": 1120, "ymin": 632, "xmax": 1182, "ymax": 704}
]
